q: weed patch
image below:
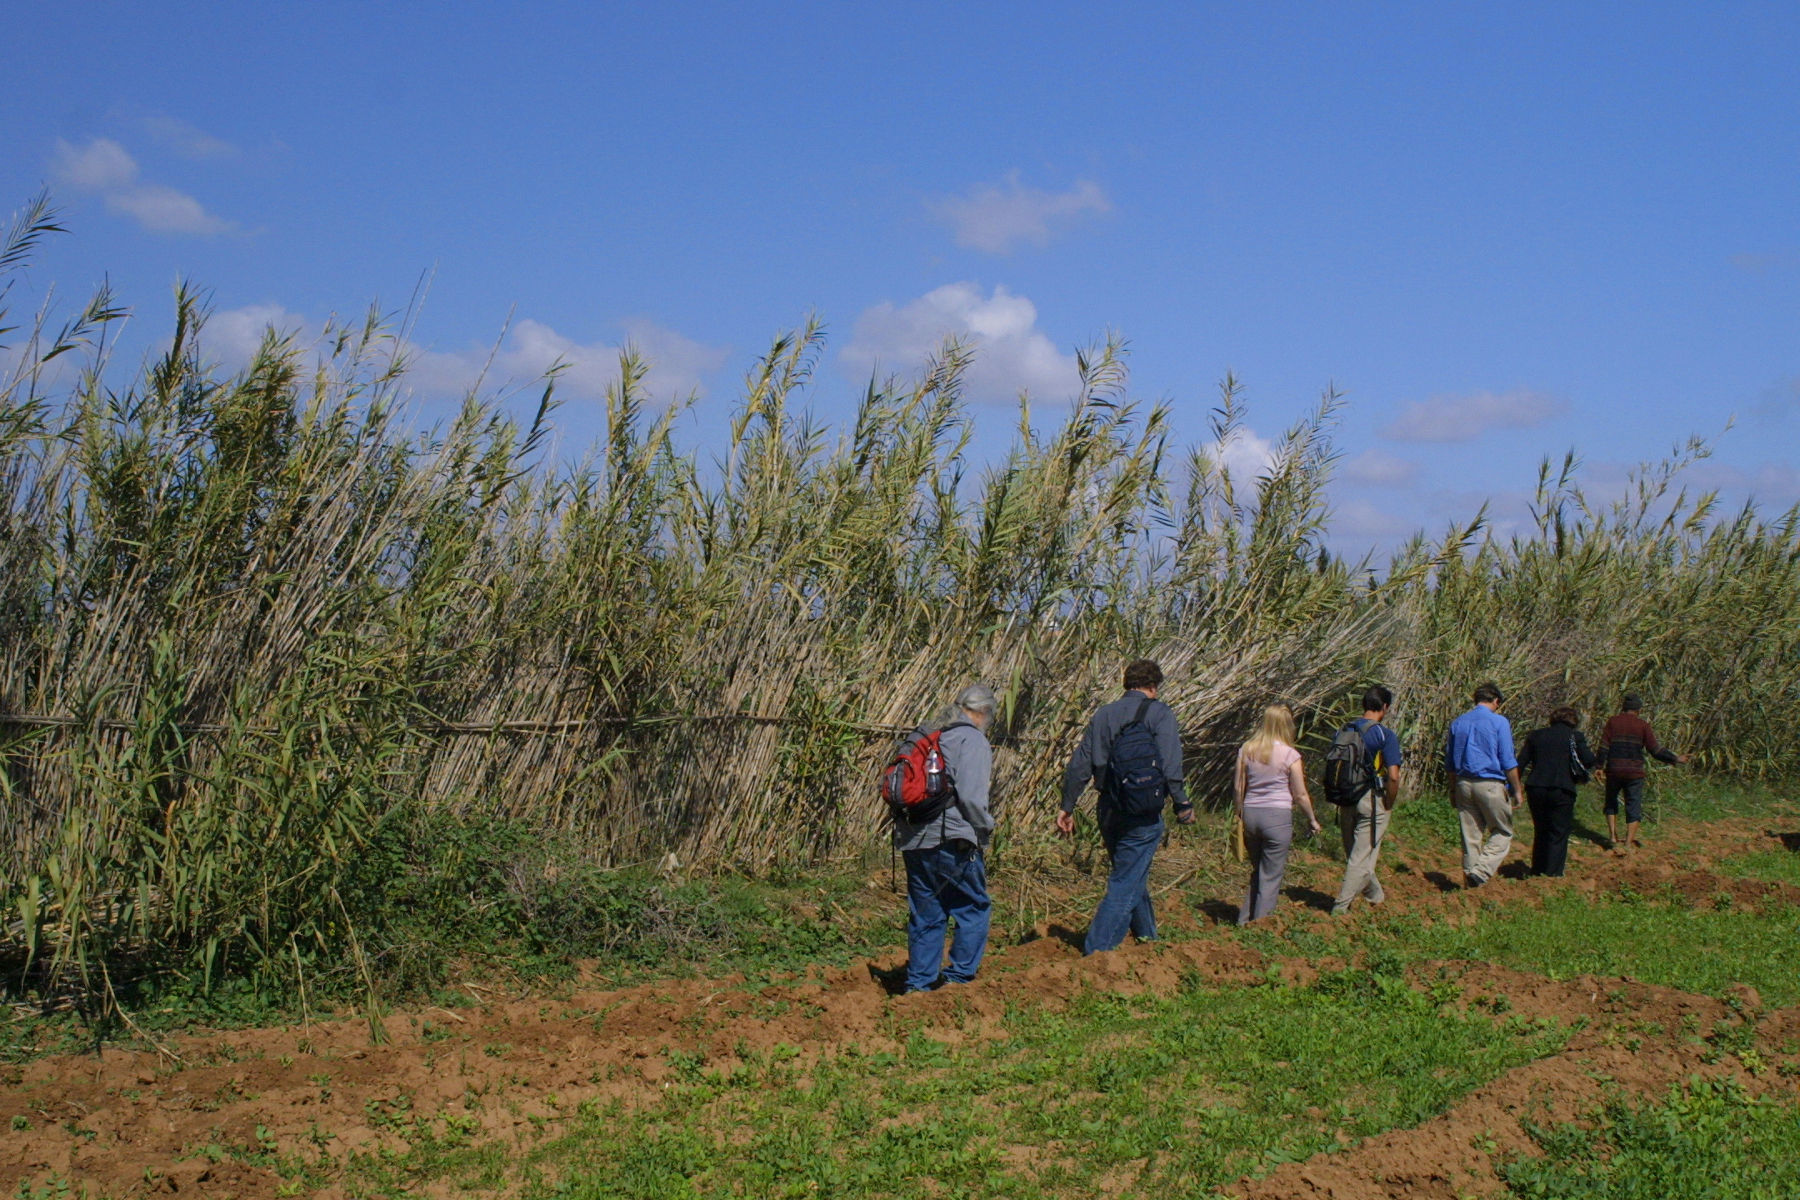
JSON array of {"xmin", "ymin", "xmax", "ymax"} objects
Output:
[{"xmin": 1501, "ymin": 1076, "xmax": 1800, "ymax": 1199}]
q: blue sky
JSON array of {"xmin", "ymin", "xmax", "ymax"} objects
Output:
[{"xmin": 6, "ymin": 2, "xmax": 1797, "ymax": 555}]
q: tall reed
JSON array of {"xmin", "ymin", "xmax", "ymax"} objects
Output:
[{"xmin": 2, "ymin": 203, "xmax": 1795, "ymax": 1005}]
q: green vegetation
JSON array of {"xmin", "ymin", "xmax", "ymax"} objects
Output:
[
  {"xmin": 1502, "ymin": 1077, "xmax": 1800, "ymax": 1199},
  {"xmin": 3, "ymin": 196, "xmax": 1798, "ymax": 1016}
]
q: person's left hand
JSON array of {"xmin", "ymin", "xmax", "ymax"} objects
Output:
[{"xmin": 1176, "ymin": 806, "xmax": 1197, "ymax": 825}]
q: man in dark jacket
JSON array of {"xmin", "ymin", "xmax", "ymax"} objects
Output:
[
  {"xmin": 1517, "ymin": 706, "xmax": 1599, "ymax": 877},
  {"xmin": 1598, "ymin": 693, "xmax": 1687, "ymax": 855},
  {"xmin": 1057, "ymin": 659, "xmax": 1194, "ymax": 954}
]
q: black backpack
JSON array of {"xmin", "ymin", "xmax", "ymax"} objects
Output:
[
  {"xmin": 1322, "ymin": 719, "xmax": 1377, "ymax": 807},
  {"xmin": 1104, "ymin": 697, "xmax": 1168, "ymax": 818}
]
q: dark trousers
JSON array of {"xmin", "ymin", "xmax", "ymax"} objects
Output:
[
  {"xmin": 1526, "ymin": 786, "xmax": 1576, "ymax": 876},
  {"xmin": 1604, "ymin": 775, "xmax": 1646, "ymax": 823}
]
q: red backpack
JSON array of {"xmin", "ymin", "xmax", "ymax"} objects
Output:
[{"xmin": 881, "ymin": 722, "xmax": 968, "ymax": 824}]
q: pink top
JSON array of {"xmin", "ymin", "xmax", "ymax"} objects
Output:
[{"xmin": 1239, "ymin": 742, "xmax": 1301, "ymax": 809}]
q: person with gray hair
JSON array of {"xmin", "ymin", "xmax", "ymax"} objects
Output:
[{"xmin": 893, "ymin": 682, "xmax": 997, "ymax": 993}]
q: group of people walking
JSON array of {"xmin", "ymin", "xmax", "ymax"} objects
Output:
[{"xmin": 889, "ymin": 661, "xmax": 1686, "ymax": 994}]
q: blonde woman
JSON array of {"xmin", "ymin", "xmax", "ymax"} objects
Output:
[{"xmin": 1235, "ymin": 704, "xmax": 1322, "ymax": 924}]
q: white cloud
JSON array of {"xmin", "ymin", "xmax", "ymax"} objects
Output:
[
  {"xmin": 50, "ymin": 137, "xmax": 139, "ymax": 191},
  {"xmin": 49, "ymin": 135, "xmax": 236, "ymax": 237},
  {"xmin": 1341, "ymin": 447, "xmax": 1421, "ymax": 487},
  {"xmin": 141, "ymin": 115, "xmax": 237, "ymax": 159},
  {"xmin": 1332, "ymin": 497, "xmax": 1420, "ymax": 540},
  {"xmin": 105, "ymin": 184, "xmax": 237, "ymax": 236},
  {"xmin": 1382, "ymin": 389, "xmax": 1562, "ymax": 443},
  {"xmin": 842, "ymin": 282, "xmax": 1080, "ymax": 403},
  {"xmin": 928, "ymin": 172, "xmax": 1112, "ymax": 254},
  {"xmin": 1207, "ymin": 427, "xmax": 1278, "ymax": 482},
  {"xmin": 409, "ymin": 317, "xmax": 726, "ymax": 402},
  {"xmin": 200, "ymin": 308, "xmax": 726, "ymax": 406},
  {"xmin": 619, "ymin": 319, "xmax": 731, "ymax": 394},
  {"xmin": 204, "ymin": 304, "xmax": 311, "ymax": 370}
]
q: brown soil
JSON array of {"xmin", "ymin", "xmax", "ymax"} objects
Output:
[{"xmin": 3, "ymin": 812, "xmax": 1795, "ymax": 1199}]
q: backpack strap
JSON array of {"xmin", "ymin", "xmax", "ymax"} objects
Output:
[
  {"xmin": 1352, "ymin": 717, "xmax": 1386, "ymax": 784},
  {"xmin": 1131, "ymin": 695, "xmax": 1153, "ymax": 726}
]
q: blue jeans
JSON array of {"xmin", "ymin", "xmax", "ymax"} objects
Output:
[
  {"xmin": 1085, "ymin": 819, "xmax": 1163, "ymax": 954},
  {"xmin": 903, "ymin": 842, "xmax": 991, "ymax": 992}
]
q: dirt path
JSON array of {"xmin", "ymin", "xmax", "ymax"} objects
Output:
[{"xmin": 3, "ymin": 820, "xmax": 1795, "ymax": 1199}]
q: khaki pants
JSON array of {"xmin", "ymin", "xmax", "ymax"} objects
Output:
[
  {"xmin": 1453, "ymin": 776, "xmax": 1513, "ymax": 882},
  {"xmin": 1332, "ymin": 791, "xmax": 1389, "ymax": 913}
]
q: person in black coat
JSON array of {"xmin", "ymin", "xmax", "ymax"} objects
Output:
[{"xmin": 1517, "ymin": 706, "xmax": 1600, "ymax": 877}]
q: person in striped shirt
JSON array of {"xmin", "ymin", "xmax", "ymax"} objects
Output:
[{"xmin": 1598, "ymin": 693, "xmax": 1688, "ymax": 854}]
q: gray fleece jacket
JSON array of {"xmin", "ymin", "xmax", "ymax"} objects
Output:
[
  {"xmin": 1060, "ymin": 691, "xmax": 1191, "ymax": 823},
  {"xmin": 891, "ymin": 722, "xmax": 995, "ymax": 851}
]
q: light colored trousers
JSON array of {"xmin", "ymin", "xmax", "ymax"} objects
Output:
[
  {"xmin": 1332, "ymin": 791, "xmax": 1389, "ymax": 913},
  {"xmin": 1238, "ymin": 805, "xmax": 1294, "ymax": 924},
  {"xmin": 1453, "ymin": 776, "xmax": 1514, "ymax": 882}
]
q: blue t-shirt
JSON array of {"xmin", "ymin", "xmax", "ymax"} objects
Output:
[
  {"xmin": 1444, "ymin": 705, "xmax": 1518, "ymax": 780},
  {"xmin": 1355, "ymin": 718, "xmax": 1404, "ymax": 771}
]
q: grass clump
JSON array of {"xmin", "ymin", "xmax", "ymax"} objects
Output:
[{"xmin": 1501, "ymin": 1076, "xmax": 1800, "ymax": 1199}]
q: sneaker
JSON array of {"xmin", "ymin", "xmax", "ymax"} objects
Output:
[{"xmin": 1464, "ymin": 874, "xmax": 1487, "ymax": 889}]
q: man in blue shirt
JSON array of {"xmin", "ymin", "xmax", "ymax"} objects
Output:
[
  {"xmin": 1443, "ymin": 682, "xmax": 1524, "ymax": 887},
  {"xmin": 1331, "ymin": 685, "xmax": 1405, "ymax": 915}
]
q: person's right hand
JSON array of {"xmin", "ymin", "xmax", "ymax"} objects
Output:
[{"xmin": 1055, "ymin": 809, "xmax": 1075, "ymax": 836}]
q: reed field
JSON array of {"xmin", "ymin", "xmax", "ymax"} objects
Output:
[{"xmin": 3, "ymin": 195, "xmax": 1798, "ymax": 1012}]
